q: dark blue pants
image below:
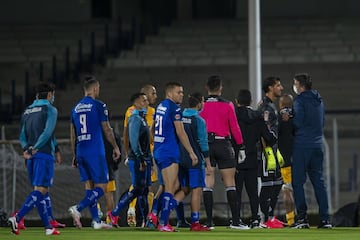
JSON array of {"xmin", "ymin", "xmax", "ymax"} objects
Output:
[{"xmin": 292, "ymin": 148, "xmax": 329, "ymax": 221}]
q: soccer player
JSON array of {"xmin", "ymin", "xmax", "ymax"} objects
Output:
[
  {"xmin": 8, "ymin": 82, "xmax": 60, "ymax": 235},
  {"xmin": 123, "ymin": 84, "xmax": 157, "ymax": 227},
  {"xmin": 174, "ymin": 92, "xmax": 211, "ymax": 231},
  {"xmin": 199, "ymin": 75, "xmax": 244, "ymax": 229},
  {"xmin": 154, "ymin": 82, "xmax": 198, "ymax": 232},
  {"xmin": 278, "ymin": 94, "xmax": 296, "ymax": 226},
  {"xmin": 69, "ymin": 75, "xmax": 120, "ymax": 229},
  {"xmin": 258, "ymin": 76, "xmax": 284, "ymax": 228},
  {"xmin": 234, "ymin": 89, "xmax": 277, "ymax": 228},
  {"xmin": 107, "ymin": 93, "xmax": 152, "ymax": 226}
]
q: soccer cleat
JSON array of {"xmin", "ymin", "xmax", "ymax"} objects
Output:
[
  {"xmin": 259, "ymin": 222, "xmax": 269, "ymax": 228},
  {"xmin": 190, "ymin": 222, "xmax": 211, "ymax": 231},
  {"xmin": 12, "ymin": 211, "xmax": 25, "ymax": 230},
  {"xmin": 229, "ymin": 221, "xmax": 250, "ymax": 230},
  {"xmin": 50, "ymin": 220, "xmax": 66, "ymax": 228},
  {"xmin": 68, "ymin": 205, "xmax": 82, "ymax": 229},
  {"xmin": 146, "ymin": 212, "xmax": 158, "ymax": 227},
  {"xmin": 250, "ymin": 219, "xmax": 261, "ymax": 229},
  {"xmin": 291, "ymin": 218, "xmax": 310, "ymax": 229},
  {"xmin": 265, "ymin": 217, "xmax": 284, "ymax": 228},
  {"xmin": 8, "ymin": 216, "xmax": 19, "ymax": 235},
  {"xmin": 176, "ymin": 219, "xmax": 191, "ymax": 228},
  {"xmin": 158, "ymin": 223, "xmax": 175, "ymax": 232},
  {"xmin": 45, "ymin": 228, "xmax": 61, "ymax": 235},
  {"xmin": 107, "ymin": 211, "xmax": 119, "ymax": 226},
  {"xmin": 92, "ymin": 221, "xmax": 113, "ymax": 229},
  {"xmin": 318, "ymin": 220, "xmax": 332, "ymax": 229},
  {"xmin": 127, "ymin": 208, "xmax": 136, "ymax": 227}
]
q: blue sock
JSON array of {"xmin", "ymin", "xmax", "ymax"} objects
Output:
[
  {"xmin": 89, "ymin": 201, "xmax": 100, "ymax": 223},
  {"xmin": 191, "ymin": 212, "xmax": 200, "ymax": 223},
  {"xmin": 44, "ymin": 192, "xmax": 54, "ymax": 221},
  {"xmin": 17, "ymin": 190, "xmax": 43, "ymax": 220},
  {"xmin": 152, "ymin": 192, "xmax": 164, "ymax": 215},
  {"xmin": 78, "ymin": 188, "xmax": 104, "ymax": 212},
  {"xmin": 176, "ymin": 201, "xmax": 185, "ymax": 222},
  {"xmin": 113, "ymin": 187, "xmax": 142, "ymax": 216},
  {"xmin": 34, "ymin": 193, "xmax": 52, "ymax": 229},
  {"xmin": 159, "ymin": 192, "xmax": 177, "ymax": 226}
]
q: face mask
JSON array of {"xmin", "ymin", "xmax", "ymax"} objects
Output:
[
  {"xmin": 293, "ymin": 85, "xmax": 299, "ymax": 95},
  {"xmin": 50, "ymin": 95, "xmax": 55, "ymax": 104}
]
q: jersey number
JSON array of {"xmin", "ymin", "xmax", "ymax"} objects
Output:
[
  {"xmin": 154, "ymin": 115, "xmax": 163, "ymax": 135},
  {"xmin": 79, "ymin": 114, "xmax": 87, "ymax": 134}
]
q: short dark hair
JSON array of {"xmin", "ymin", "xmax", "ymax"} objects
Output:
[
  {"xmin": 165, "ymin": 82, "xmax": 182, "ymax": 93},
  {"xmin": 188, "ymin": 92, "xmax": 203, "ymax": 108},
  {"xmin": 237, "ymin": 89, "xmax": 251, "ymax": 106},
  {"xmin": 262, "ymin": 76, "xmax": 280, "ymax": 93},
  {"xmin": 83, "ymin": 75, "xmax": 98, "ymax": 90},
  {"xmin": 36, "ymin": 82, "xmax": 55, "ymax": 99},
  {"xmin": 130, "ymin": 92, "xmax": 146, "ymax": 103},
  {"xmin": 206, "ymin": 75, "xmax": 222, "ymax": 91},
  {"xmin": 294, "ymin": 73, "xmax": 312, "ymax": 90}
]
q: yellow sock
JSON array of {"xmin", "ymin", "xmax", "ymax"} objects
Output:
[
  {"xmin": 148, "ymin": 192, "xmax": 154, "ymax": 211},
  {"xmin": 128, "ymin": 185, "xmax": 137, "ymax": 209},
  {"xmin": 286, "ymin": 211, "xmax": 295, "ymax": 225}
]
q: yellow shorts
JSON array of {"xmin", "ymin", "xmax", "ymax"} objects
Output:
[
  {"xmin": 106, "ymin": 180, "xmax": 116, "ymax": 192},
  {"xmin": 151, "ymin": 168, "xmax": 158, "ymax": 183},
  {"xmin": 281, "ymin": 166, "xmax": 292, "ymax": 184}
]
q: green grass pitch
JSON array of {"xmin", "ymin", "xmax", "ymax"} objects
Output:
[{"xmin": 1, "ymin": 226, "xmax": 360, "ymax": 240}]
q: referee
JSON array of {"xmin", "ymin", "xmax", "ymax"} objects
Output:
[{"xmin": 199, "ymin": 75, "xmax": 245, "ymax": 229}]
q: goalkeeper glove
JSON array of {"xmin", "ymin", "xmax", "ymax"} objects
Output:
[
  {"xmin": 264, "ymin": 146, "xmax": 276, "ymax": 171},
  {"xmin": 238, "ymin": 144, "xmax": 246, "ymax": 164}
]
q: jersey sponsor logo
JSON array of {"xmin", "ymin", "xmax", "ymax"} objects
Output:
[
  {"xmin": 77, "ymin": 134, "xmax": 91, "ymax": 142},
  {"xmin": 74, "ymin": 103, "xmax": 93, "ymax": 113},
  {"xmin": 104, "ymin": 109, "xmax": 108, "ymax": 116},
  {"xmin": 182, "ymin": 117, "xmax": 192, "ymax": 124},
  {"xmin": 175, "ymin": 114, "xmax": 181, "ymax": 120},
  {"xmin": 24, "ymin": 107, "xmax": 42, "ymax": 115},
  {"xmin": 156, "ymin": 104, "xmax": 167, "ymax": 114},
  {"xmin": 154, "ymin": 136, "xmax": 165, "ymax": 143}
]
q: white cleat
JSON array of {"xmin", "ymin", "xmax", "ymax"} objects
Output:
[
  {"xmin": 68, "ymin": 205, "xmax": 82, "ymax": 229},
  {"xmin": 92, "ymin": 221, "xmax": 113, "ymax": 229}
]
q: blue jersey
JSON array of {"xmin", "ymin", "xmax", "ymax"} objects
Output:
[
  {"xmin": 71, "ymin": 96, "xmax": 109, "ymax": 156},
  {"xmin": 19, "ymin": 99, "xmax": 58, "ymax": 155},
  {"xmin": 154, "ymin": 99, "xmax": 182, "ymax": 161}
]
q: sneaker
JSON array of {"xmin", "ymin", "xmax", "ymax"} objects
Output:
[
  {"xmin": 291, "ymin": 218, "xmax": 310, "ymax": 229},
  {"xmin": 259, "ymin": 222, "xmax": 269, "ymax": 228},
  {"xmin": 8, "ymin": 216, "xmax": 19, "ymax": 235},
  {"xmin": 107, "ymin": 211, "xmax": 119, "ymax": 226},
  {"xmin": 146, "ymin": 212, "xmax": 158, "ymax": 227},
  {"xmin": 265, "ymin": 217, "xmax": 284, "ymax": 229},
  {"xmin": 318, "ymin": 220, "xmax": 332, "ymax": 229},
  {"xmin": 12, "ymin": 211, "xmax": 25, "ymax": 230},
  {"xmin": 250, "ymin": 219, "xmax": 260, "ymax": 229},
  {"xmin": 68, "ymin": 205, "xmax": 82, "ymax": 229},
  {"xmin": 158, "ymin": 223, "xmax": 175, "ymax": 232},
  {"xmin": 190, "ymin": 222, "xmax": 210, "ymax": 231},
  {"xmin": 176, "ymin": 219, "xmax": 191, "ymax": 228},
  {"xmin": 45, "ymin": 228, "xmax": 60, "ymax": 235},
  {"xmin": 229, "ymin": 219, "xmax": 250, "ymax": 230},
  {"xmin": 50, "ymin": 220, "xmax": 66, "ymax": 228},
  {"xmin": 92, "ymin": 221, "xmax": 112, "ymax": 229},
  {"xmin": 205, "ymin": 220, "xmax": 215, "ymax": 230},
  {"xmin": 127, "ymin": 208, "xmax": 136, "ymax": 227}
]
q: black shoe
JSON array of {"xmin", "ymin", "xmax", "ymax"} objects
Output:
[
  {"xmin": 290, "ymin": 218, "xmax": 310, "ymax": 229},
  {"xmin": 250, "ymin": 219, "xmax": 260, "ymax": 229},
  {"xmin": 318, "ymin": 220, "xmax": 332, "ymax": 229},
  {"xmin": 176, "ymin": 219, "xmax": 191, "ymax": 228},
  {"xmin": 205, "ymin": 220, "xmax": 215, "ymax": 230}
]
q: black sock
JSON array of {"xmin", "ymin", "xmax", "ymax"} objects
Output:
[
  {"xmin": 203, "ymin": 188, "xmax": 213, "ymax": 224},
  {"xmin": 226, "ymin": 187, "xmax": 239, "ymax": 225}
]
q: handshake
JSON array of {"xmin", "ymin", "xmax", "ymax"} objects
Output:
[{"xmin": 237, "ymin": 144, "xmax": 246, "ymax": 164}]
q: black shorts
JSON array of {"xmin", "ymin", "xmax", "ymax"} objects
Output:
[{"xmin": 209, "ymin": 139, "xmax": 236, "ymax": 169}]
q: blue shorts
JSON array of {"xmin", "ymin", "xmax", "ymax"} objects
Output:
[
  {"xmin": 128, "ymin": 159, "xmax": 151, "ymax": 188},
  {"xmin": 178, "ymin": 166, "xmax": 205, "ymax": 189},
  {"xmin": 155, "ymin": 156, "xmax": 179, "ymax": 172},
  {"xmin": 27, "ymin": 152, "xmax": 54, "ymax": 187},
  {"xmin": 77, "ymin": 154, "xmax": 109, "ymax": 184}
]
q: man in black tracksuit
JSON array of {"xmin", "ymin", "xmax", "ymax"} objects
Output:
[{"xmin": 234, "ymin": 89, "xmax": 277, "ymax": 228}]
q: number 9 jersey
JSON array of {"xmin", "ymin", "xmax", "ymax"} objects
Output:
[{"xmin": 71, "ymin": 96, "xmax": 109, "ymax": 156}]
